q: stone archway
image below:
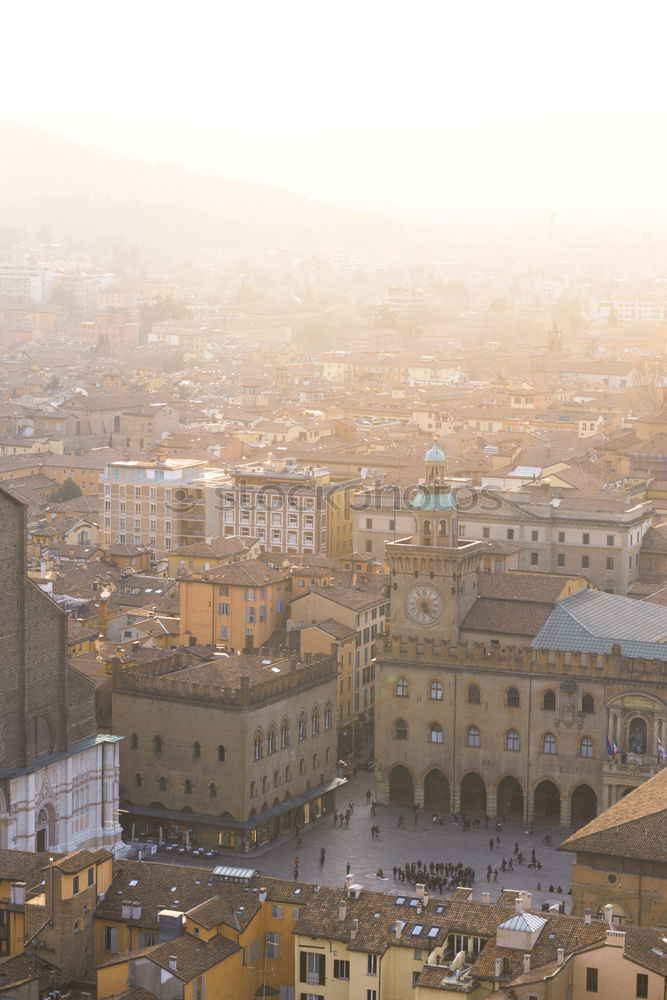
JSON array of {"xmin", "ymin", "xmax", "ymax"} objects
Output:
[
  {"xmin": 35, "ymin": 803, "xmax": 56, "ymax": 852},
  {"xmin": 533, "ymin": 780, "xmax": 561, "ymax": 821},
  {"xmin": 423, "ymin": 769, "xmax": 450, "ymax": 813},
  {"xmin": 389, "ymin": 765, "xmax": 414, "ymax": 807},
  {"xmin": 497, "ymin": 776, "xmax": 524, "ymax": 818},
  {"xmin": 571, "ymin": 784, "xmax": 597, "ymax": 826},
  {"xmin": 460, "ymin": 772, "xmax": 486, "ymax": 815}
]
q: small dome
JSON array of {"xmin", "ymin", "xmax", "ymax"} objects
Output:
[{"xmin": 425, "ymin": 442, "xmax": 446, "ymax": 463}]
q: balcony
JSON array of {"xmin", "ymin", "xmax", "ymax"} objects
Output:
[{"xmin": 603, "ymin": 755, "xmax": 666, "ymax": 781}]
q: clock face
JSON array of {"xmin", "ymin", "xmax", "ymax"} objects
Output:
[{"xmin": 406, "ymin": 584, "xmax": 443, "ymax": 627}]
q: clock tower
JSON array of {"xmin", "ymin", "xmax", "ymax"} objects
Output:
[{"xmin": 386, "ymin": 442, "xmax": 483, "ymax": 643}]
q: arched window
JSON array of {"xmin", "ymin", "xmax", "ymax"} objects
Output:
[
  {"xmin": 429, "ymin": 680, "xmax": 444, "ymax": 701},
  {"xmin": 209, "ymin": 783, "xmax": 217, "ymax": 798},
  {"xmin": 193, "ymin": 741, "xmax": 201, "ymax": 759},
  {"xmin": 250, "ymin": 780, "xmax": 257, "ymax": 798},
  {"xmin": 438, "ymin": 519, "xmax": 448, "ymax": 536},
  {"xmin": 467, "ymin": 684, "xmax": 481, "ymax": 705},
  {"xmin": 274, "ymin": 770, "xmax": 280, "ymax": 788},
  {"xmin": 73, "ymin": 919, "xmax": 83, "ymax": 934},
  {"xmin": 311, "ymin": 707, "xmax": 320, "ymax": 736},
  {"xmin": 542, "ymin": 690, "xmax": 556, "ymax": 711},
  {"xmin": 267, "ymin": 726, "xmax": 276, "ymax": 755},
  {"xmin": 582, "ymin": 693, "xmax": 595, "ymax": 715},
  {"xmin": 506, "ymin": 687, "xmax": 521, "ymax": 708},
  {"xmin": 218, "ymin": 745, "xmax": 225, "ymax": 762},
  {"xmin": 130, "ymin": 733, "xmax": 139, "ymax": 750},
  {"xmin": 395, "ymin": 719, "xmax": 408, "ymax": 740},
  {"xmin": 466, "ymin": 726, "xmax": 481, "ymax": 748},
  {"xmin": 312, "ymin": 753, "xmax": 319, "ymax": 770},
  {"xmin": 580, "ymin": 737, "xmax": 594, "ymax": 758},
  {"xmin": 505, "ymin": 729, "xmax": 520, "ymax": 752},
  {"xmin": 158, "ymin": 777, "xmax": 167, "ymax": 791},
  {"xmin": 299, "ymin": 759, "xmax": 306, "ymax": 775},
  {"xmin": 324, "ymin": 703, "xmax": 333, "ymax": 731},
  {"xmin": 284, "ymin": 765, "xmax": 291, "ymax": 782},
  {"xmin": 424, "ymin": 519, "xmax": 432, "ymax": 535},
  {"xmin": 253, "ymin": 730, "xmax": 264, "ymax": 760},
  {"xmin": 134, "ymin": 772, "xmax": 142, "ymax": 788},
  {"xmin": 325, "ymin": 747, "xmax": 331, "ymax": 763},
  {"xmin": 298, "ymin": 712, "xmax": 307, "ymax": 741},
  {"xmin": 153, "ymin": 735, "xmax": 163, "ymax": 754},
  {"xmin": 280, "ymin": 719, "xmax": 290, "ymax": 748},
  {"xmin": 395, "ymin": 677, "xmax": 409, "ymax": 698},
  {"xmin": 429, "ymin": 722, "xmax": 444, "ymax": 744},
  {"xmin": 543, "ymin": 733, "xmax": 557, "ymax": 755},
  {"xmin": 184, "ymin": 779, "xmax": 192, "ymax": 795}
]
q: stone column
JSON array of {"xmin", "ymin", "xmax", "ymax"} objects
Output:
[
  {"xmin": 486, "ymin": 788, "xmax": 497, "ymax": 820},
  {"xmin": 559, "ymin": 794, "xmax": 571, "ymax": 828},
  {"xmin": 414, "ymin": 781, "xmax": 424, "ymax": 809}
]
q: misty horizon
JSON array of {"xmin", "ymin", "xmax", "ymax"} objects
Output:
[{"xmin": 2, "ymin": 0, "xmax": 667, "ymax": 233}]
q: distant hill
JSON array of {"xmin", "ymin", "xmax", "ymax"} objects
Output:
[{"xmin": 0, "ymin": 119, "xmax": 422, "ymax": 254}]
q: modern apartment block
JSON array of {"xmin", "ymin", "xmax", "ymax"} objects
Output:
[
  {"xmin": 101, "ymin": 457, "xmax": 207, "ymax": 557},
  {"xmin": 204, "ymin": 460, "xmax": 358, "ymax": 558}
]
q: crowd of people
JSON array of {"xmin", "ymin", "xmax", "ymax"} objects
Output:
[{"xmin": 393, "ymin": 858, "xmax": 476, "ymax": 893}]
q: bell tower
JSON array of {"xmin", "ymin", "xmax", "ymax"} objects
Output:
[{"xmin": 385, "ymin": 442, "xmax": 482, "ymax": 644}]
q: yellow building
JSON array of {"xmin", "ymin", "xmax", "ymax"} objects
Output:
[{"xmin": 179, "ymin": 559, "xmax": 288, "ymax": 651}]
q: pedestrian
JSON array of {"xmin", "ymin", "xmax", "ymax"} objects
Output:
[
  {"xmin": 296, "ymin": 834, "xmax": 302, "ymax": 848},
  {"xmin": 320, "ymin": 847, "xmax": 326, "ymax": 866},
  {"xmin": 346, "ymin": 861, "xmax": 351, "ymax": 875},
  {"xmin": 366, "ymin": 788, "xmax": 372, "ymax": 804},
  {"xmin": 489, "ymin": 838, "xmax": 494, "ymax": 851},
  {"xmin": 293, "ymin": 867, "xmax": 298, "ymax": 880}
]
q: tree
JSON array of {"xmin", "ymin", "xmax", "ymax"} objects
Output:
[{"xmin": 49, "ymin": 477, "xmax": 82, "ymax": 503}]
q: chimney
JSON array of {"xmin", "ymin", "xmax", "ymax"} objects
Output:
[
  {"xmin": 515, "ymin": 895, "xmax": 525, "ymax": 914},
  {"xmin": 344, "ymin": 874, "xmax": 354, "ymax": 890},
  {"xmin": 482, "ymin": 891, "xmax": 491, "ymax": 904},
  {"xmin": 259, "ymin": 887, "xmax": 267, "ymax": 903},
  {"xmin": 339, "ymin": 900, "xmax": 347, "ymax": 921},
  {"xmin": 557, "ymin": 948, "xmax": 565, "ymax": 964},
  {"xmin": 394, "ymin": 920, "xmax": 403, "ymax": 940},
  {"xmin": 415, "ymin": 883, "xmax": 426, "ymax": 898},
  {"xmin": 494, "ymin": 957, "xmax": 504, "ymax": 978},
  {"xmin": 350, "ymin": 918, "xmax": 359, "ymax": 940},
  {"xmin": 523, "ymin": 954, "xmax": 531, "ymax": 974},
  {"xmin": 522, "ymin": 891, "xmax": 532, "ymax": 910},
  {"xmin": 584, "ymin": 909, "xmax": 592, "ymax": 925},
  {"xmin": 168, "ymin": 955, "xmax": 177, "ymax": 971},
  {"xmin": 604, "ymin": 903, "xmax": 614, "ymax": 926}
]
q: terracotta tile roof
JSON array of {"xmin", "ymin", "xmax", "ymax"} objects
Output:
[
  {"xmin": 0, "ymin": 849, "xmax": 63, "ymax": 885},
  {"xmin": 147, "ymin": 932, "xmax": 239, "ymax": 979},
  {"xmin": 53, "ymin": 848, "xmax": 111, "ymax": 874},
  {"xmin": 461, "ymin": 598, "xmax": 553, "ymax": 638},
  {"xmin": 559, "ymin": 765, "xmax": 667, "ymax": 861},
  {"xmin": 196, "ymin": 560, "xmax": 287, "ymax": 586}
]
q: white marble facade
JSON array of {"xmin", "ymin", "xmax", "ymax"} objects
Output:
[{"xmin": 0, "ymin": 735, "xmax": 124, "ymax": 853}]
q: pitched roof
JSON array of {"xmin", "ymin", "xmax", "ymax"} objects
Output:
[
  {"xmin": 532, "ymin": 588, "xmax": 667, "ymax": 661},
  {"xmin": 559, "ymin": 764, "xmax": 667, "ymax": 861}
]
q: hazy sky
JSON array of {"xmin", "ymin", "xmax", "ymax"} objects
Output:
[{"xmin": 3, "ymin": 0, "xmax": 667, "ymax": 227}]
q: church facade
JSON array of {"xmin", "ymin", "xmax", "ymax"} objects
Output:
[
  {"xmin": 0, "ymin": 487, "xmax": 122, "ymax": 852},
  {"xmin": 374, "ymin": 445, "xmax": 667, "ymax": 827}
]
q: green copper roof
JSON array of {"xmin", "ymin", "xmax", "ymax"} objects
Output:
[
  {"xmin": 411, "ymin": 489, "xmax": 456, "ymax": 511},
  {"xmin": 425, "ymin": 443, "xmax": 446, "ymax": 462}
]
